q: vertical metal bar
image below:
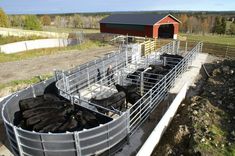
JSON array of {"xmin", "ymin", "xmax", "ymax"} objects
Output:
[
  {"xmin": 54, "ymin": 70, "xmax": 58, "ymax": 81},
  {"xmin": 140, "ymin": 72, "xmax": 144, "ymax": 96},
  {"xmin": 31, "ymin": 85, "xmax": 36, "ymax": 98},
  {"xmin": 125, "ymin": 45, "xmax": 128, "ymax": 65},
  {"xmin": 126, "ymin": 111, "xmax": 130, "ymax": 144},
  {"xmin": 149, "ymin": 89, "xmax": 153, "ymax": 109},
  {"xmin": 102, "ymin": 60, "xmax": 105, "ymax": 76},
  {"xmin": 163, "ymin": 57, "xmax": 166, "ymax": 66},
  {"xmin": 164, "ymin": 75, "xmax": 166, "ymax": 92},
  {"xmin": 87, "ymin": 67, "xmax": 90, "ymax": 88},
  {"xmin": 177, "ymin": 40, "xmax": 180, "ymax": 54},
  {"xmin": 185, "ymin": 41, "xmax": 188, "ymax": 53},
  {"xmin": 65, "ymin": 76, "xmax": 69, "ymax": 94},
  {"xmin": 13, "ymin": 127, "xmax": 23, "ymax": 156},
  {"xmin": 107, "ymin": 124, "xmax": 111, "ymax": 155},
  {"xmin": 74, "ymin": 132, "xmax": 82, "ymax": 156}
]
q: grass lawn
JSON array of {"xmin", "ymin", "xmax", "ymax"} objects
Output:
[
  {"xmin": 0, "ymin": 40, "xmax": 108, "ymax": 63},
  {"xmin": 43, "ymin": 26, "xmax": 99, "ymax": 34},
  {"xmin": 0, "ymin": 36, "xmax": 46, "ymax": 45},
  {"xmin": 180, "ymin": 33, "xmax": 235, "ymax": 46}
]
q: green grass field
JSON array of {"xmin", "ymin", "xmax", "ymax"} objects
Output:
[
  {"xmin": 0, "ymin": 36, "xmax": 46, "ymax": 45},
  {"xmin": 43, "ymin": 26, "xmax": 99, "ymax": 34},
  {"xmin": 181, "ymin": 33, "xmax": 235, "ymax": 46},
  {"xmin": 0, "ymin": 40, "xmax": 108, "ymax": 63}
]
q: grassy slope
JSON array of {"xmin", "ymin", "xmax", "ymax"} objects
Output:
[
  {"xmin": 180, "ymin": 33, "xmax": 235, "ymax": 46},
  {"xmin": 43, "ymin": 26, "xmax": 99, "ymax": 34},
  {"xmin": 0, "ymin": 40, "xmax": 108, "ymax": 63},
  {"xmin": 0, "ymin": 74, "xmax": 53, "ymax": 97}
]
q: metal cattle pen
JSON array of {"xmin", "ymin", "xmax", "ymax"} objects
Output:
[{"xmin": 1, "ymin": 41, "xmax": 203, "ymax": 156}]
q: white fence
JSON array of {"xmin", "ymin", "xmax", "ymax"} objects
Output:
[
  {"xmin": 0, "ymin": 27, "xmax": 68, "ymax": 38},
  {"xmin": 0, "ymin": 38, "xmax": 79, "ymax": 54}
]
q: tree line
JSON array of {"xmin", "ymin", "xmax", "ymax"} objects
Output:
[
  {"xmin": 0, "ymin": 8, "xmax": 234, "ymax": 35},
  {"xmin": 176, "ymin": 13, "xmax": 235, "ymax": 35}
]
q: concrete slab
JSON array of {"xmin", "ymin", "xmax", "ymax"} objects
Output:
[
  {"xmin": 0, "ymin": 145, "xmax": 13, "ymax": 156},
  {"xmin": 170, "ymin": 53, "xmax": 208, "ymax": 94}
]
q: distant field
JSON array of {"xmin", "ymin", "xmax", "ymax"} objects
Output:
[
  {"xmin": 181, "ymin": 33, "xmax": 235, "ymax": 46},
  {"xmin": 43, "ymin": 26, "xmax": 99, "ymax": 34},
  {"xmin": 0, "ymin": 36, "xmax": 46, "ymax": 45},
  {"xmin": 0, "ymin": 40, "xmax": 108, "ymax": 63},
  {"xmin": 180, "ymin": 34, "xmax": 235, "ymax": 58}
]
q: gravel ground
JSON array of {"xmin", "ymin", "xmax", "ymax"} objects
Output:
[{"xmin": 0, "ymin": 46, "xmax": 117, "ymax": 84}]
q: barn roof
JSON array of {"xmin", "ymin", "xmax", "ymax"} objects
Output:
[{"xmin": 100, "ymin": 14, "xmax": 181, "ymax": 25}]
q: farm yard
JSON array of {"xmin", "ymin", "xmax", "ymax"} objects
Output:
[
  {"xmin": 0, "ymin": 33, "xmax": 235, "ymax": 156},
  {"xmin": 0, "ymin": 4, "xmax": 235, "ymax": 156}
]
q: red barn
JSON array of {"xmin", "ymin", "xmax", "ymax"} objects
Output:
[{"xmin": 100, "ymin": 14, "xmax": 181, "ymax": 39}]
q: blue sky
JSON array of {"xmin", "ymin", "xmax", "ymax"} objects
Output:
[{"xmin": 0, "ymin": 0, "xmax": 235, "ymax": 14}]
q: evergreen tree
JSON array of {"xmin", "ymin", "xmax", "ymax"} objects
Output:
[
  {"xmin": 213, "ymin": 17, "xmax": 223, "ymax": 34},
  {"xmin": 41, "ymin": 15, "xmax": 51, "ymax": 26},
  {"xmin": 221, "ymin": 17, "xmax": 226, "ymax": 34}
]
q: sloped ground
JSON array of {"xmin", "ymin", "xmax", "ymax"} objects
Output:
[{"xmin": 153, "ymin": 59, "xmax": 235, "ymax": 156}]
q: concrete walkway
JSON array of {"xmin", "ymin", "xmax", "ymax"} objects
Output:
[{"xmin": 170, "ymin": 53, "xmax": 208, "ymax": 94}]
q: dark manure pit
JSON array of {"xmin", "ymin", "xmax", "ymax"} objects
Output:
[{"xmin": 14, "ymin": 94, "xmax": 112, "ymax": 133}]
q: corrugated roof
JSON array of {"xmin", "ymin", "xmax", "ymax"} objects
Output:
[{"xmin": 100, "ymin": 14, "xmax": 180, "ymax": 25}]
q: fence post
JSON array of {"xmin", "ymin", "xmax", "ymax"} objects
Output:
[
  {"xmin": 163, "ymin": 57, "xmax": 167, "ymax": 66},
  {"xmin": 185, "ymin": 41, "xmax": 188, "ymax": 53},
  {"xmin": 140, "ymin": 72, "xmax": 144, "ymax": 96},
  {"xmin": 225, "ymin": 43, "xmax": 229, "ymax": 58},
  {"xmin": 126, "ymin": 111, "xmax": 130, "ymax": 144},
  {"xmin": 177, "ymin": 40, "xmax": 180, "ymax": 54},
  {"xmin": 125, "ymin": 45, "xmax": 128, "ymax": 65},
  {"xmin": 74, "ymin": 132, "xmax": 82, "ymax": 156},
  {"xmin": 87, "ymin": 67, "xmax": 90, "ymax": 88},
  {"xmin": 13, "ymin": 127, "xmax": 24, "ymax": 156}
]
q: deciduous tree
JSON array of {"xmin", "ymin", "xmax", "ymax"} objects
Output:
[
  {"xmin": 41, "ymin": 15, "xmax": 51, "ymax": 26},
  {"xmin": 0, "ymin": 8, "xmax": 9, "ymax": 27},
  {"xmin": 24, "ymin": 15, "xmax": 42, "ymax": 30},
  {"xmin": 229, "ymin": 22, "xmax": 235, "ymax": 35}
]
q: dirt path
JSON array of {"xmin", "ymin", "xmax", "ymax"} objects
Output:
[{"xmin": 0, "ymin": 46, "xmax": 117, "ymax": 84}]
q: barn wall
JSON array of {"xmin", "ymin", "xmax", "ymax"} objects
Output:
[
  {"xmin": 100, "ymin": 23, "xmax": 153, "ymax": 38},
  {"xmin": 153, "ymin": 25, "xmax": 159, "ymax": 38},
  {"xmin": 145, "ymin": 25, "xmax": 153, "ymax": 38}
]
